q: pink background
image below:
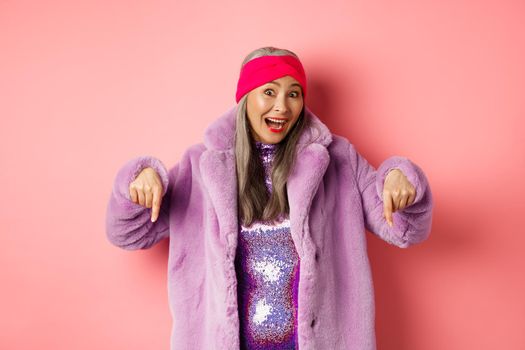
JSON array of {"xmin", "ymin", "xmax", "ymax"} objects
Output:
[{"xmin": 1, "ymin": 0, "xmax": 524, "ymax": 349}]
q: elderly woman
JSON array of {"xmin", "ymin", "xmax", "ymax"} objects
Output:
[{"xmin": 106, "ymin": 46, "xmax": 433, "ymax": 350}]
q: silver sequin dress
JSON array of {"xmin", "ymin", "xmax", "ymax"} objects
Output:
[{"xmin": 235, "ymin": 141, "xmax": 300, "ymax": 350}]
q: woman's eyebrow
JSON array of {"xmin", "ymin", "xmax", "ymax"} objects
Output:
[{"xmin": 268, "ymin": 81, "xmax": 302, "ymax": 88}]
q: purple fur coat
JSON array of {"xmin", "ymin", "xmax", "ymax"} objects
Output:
[{"xmin": 106, "ymin": 105, "xmax": 433, "ymax": 349}]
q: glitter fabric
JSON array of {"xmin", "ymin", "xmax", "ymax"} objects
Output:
[{"xmin": 235, "ymin": 141, "xmax": 300, "ymax": 349}]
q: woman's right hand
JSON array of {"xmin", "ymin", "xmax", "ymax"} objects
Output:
[{"xmin": 129, "ymin": 167, "xmax": 164, "ymax": 222}]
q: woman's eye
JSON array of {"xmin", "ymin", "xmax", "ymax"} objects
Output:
[
  {"xmin": 289, "ymin": 91, "xmax": 299, "ymax": 97},
  {"xmin": 264, "ymin": 89, "xmax": 274, "ymax": 96}
]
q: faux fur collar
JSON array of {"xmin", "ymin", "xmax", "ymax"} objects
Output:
[
  {"xmin": 203, "ymin": 105, "xmax": 333, "ymax": 151},
  {"xmin": 199, "ymin": 103, "xmax": 334, "ymax": 256}
]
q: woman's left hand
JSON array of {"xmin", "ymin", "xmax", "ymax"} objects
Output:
[{"xmin": 382, "ymin": 169, "xmax": 416, "ymax": 227}]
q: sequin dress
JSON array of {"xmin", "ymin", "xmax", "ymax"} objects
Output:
[{"xmin": 235, "ymin": 141, "xmax": 300, "ymax": 350}]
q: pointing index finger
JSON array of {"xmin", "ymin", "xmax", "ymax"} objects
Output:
[
  {"xmin": 383, "ymin": 190, "xmax": 394, "ymax": 227},
  {"xmin": 151, "ymin": 185, "xmax": 163, "ymax": 222}
]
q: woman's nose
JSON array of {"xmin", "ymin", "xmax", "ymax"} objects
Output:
[{"xmin": 273, "ymin": 94, "xmax": 289, "ymax": 113}]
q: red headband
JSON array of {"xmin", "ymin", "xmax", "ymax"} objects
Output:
[{"xmin": 235, "ymin": 55, "xmax": 307, "ymax": 103}]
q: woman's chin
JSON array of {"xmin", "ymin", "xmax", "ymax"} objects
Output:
[{"xmin": 259, "ymin": 133, "xmax": 286, "ymax": 144}]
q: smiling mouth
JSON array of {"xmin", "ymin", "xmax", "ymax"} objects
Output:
[{"xmin": 264, "ymin": 117, "xmax": 288, "ymax": 130}]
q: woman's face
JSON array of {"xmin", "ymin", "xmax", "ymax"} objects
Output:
[{"xmin": 246, "ymin": 75, "xmax": 304, "ymax": 144}]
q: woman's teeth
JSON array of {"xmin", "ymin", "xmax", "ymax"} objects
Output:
[{"xmin": 265, "ymin": 118, "xmax": 287, "ymax": 129}]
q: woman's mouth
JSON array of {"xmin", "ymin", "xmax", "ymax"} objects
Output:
[{"xmin": 264, "ymin": 117, "xmax": 288, "ymax": 133}]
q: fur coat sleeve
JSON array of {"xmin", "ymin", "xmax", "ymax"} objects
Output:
[
  {"xmin": 105, "ymin": 155, "xmax": 173, "ymax": 250},
  {"xmin": 348, "ymin": 143, "xmax": 433, "ymax": 248}
]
